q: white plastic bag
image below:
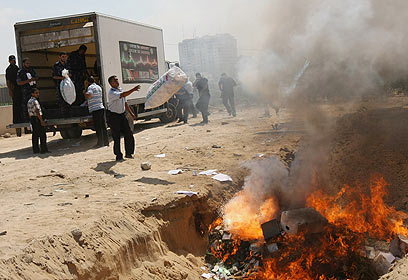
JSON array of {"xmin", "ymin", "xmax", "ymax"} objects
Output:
[
  {"xmin": 60, "ymin": 69, "xmax": 76, "ymax": 105},
  {"xmin": 145, "ymin": 66, "xmax": 187, "ymax": 109}
]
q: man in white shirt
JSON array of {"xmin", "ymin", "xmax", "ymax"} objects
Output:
[
  {"xmin": 107, "ymin": 75, "xmax": 140, "ymax": 161},
  {"xmin": 84, "ymin": 76, "xmax": 109, "ymax": 148}
]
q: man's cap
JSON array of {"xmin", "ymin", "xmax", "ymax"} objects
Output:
[{"xmin": 8, "ymin": 55, "xmax": 16, "ymax": 61}]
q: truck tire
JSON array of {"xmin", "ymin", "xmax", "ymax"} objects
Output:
[
  {"xmin": 60, "ymin": 129, "xmax": 71, "ymax": 139},
  {"xmin": 59, "ymin": 126, "xmax": 82, "ymax": 139},
  {"xmin": 68, "ymin": 126, "xmax": 83, "ymax": 139},
  {"xmin": 159, "ymin": 103, "xmax": 177, "ymax": 123}
]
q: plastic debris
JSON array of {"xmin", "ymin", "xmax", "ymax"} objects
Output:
[{"xmin": 211, "ymin": 173, "xmax": 232, "ymax": 182}]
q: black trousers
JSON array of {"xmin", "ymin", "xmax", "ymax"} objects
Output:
[
  {"xmin": 72, "ymin": 75, "xmax": 85, "ymax": 106},
  {"xmin": 196, "ymin": 94, "xmax": 210, "ymax": 122},
  {"xmin": 222, "ymin": 92, "xmax": 236, "ymax": 115},
  {"xmin": 12, "ymin": 88, "xmax": 23, "ymax": 123},
  {"xmin": 107, "ymin": 111, "xmax": 134, "ymax": 158},
  {"xmin": 30, "ymin": 116, "xmax": 48, "ymax": 153},
  {"xmin": 22, "ymin": 92, "xmax": 32, "ymax": 122},
  {"xmin": 92, "ymin": 109, "xmax": 109, "ymax": 146},
  {"xmin": 176, "ymin": 95, "xmax": 191, "ymax": 122},
  {"xmin": 56, "ymin": 87, "xmax": 71, "ymax": 118}
]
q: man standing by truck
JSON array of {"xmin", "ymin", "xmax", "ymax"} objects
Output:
[
  {"xmin": 67, "ymin": 44, "xmax": 88, "ymax": 106},
  {"xmin": 6, "ymin": 55, "xmax": 22, "ymax": 136},
  {"xmin": 27, "ymin": 88, "xmax": 49, "ymax": 154},
  {"xmin": 107, "ymin": 75, "xmax": 140, "ymax": 161},
  {"xmin": 52, "ymin": 52, "xmax": 70, "ymax": 117},
  {"xmin": 84, "ymin": 76, "xmax": 109, "ymax": 148},
  {"xmin": 17, "ymin": 58, "xmax": 38, "ymax": 122}
]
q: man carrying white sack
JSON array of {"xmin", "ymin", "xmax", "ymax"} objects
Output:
[{"xmin": 107, "ymin": 75, "xmax": 140, "ymax": 161}]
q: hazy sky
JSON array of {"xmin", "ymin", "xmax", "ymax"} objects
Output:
[{"xmin": 0, "ymin": 0, "xmax": 268, "ymax": 72}]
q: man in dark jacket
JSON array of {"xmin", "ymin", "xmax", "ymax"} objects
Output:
[
  {"xmin": 218, "ymin": 73, "xmax": 237, "ymax": 117},
  {"xmin": 52, "ymin": 51, "xmax": 70, "ymax": 117},
  {"xmin": 193, "ymin": 73, "xmax": 210, "ymax": 124},
  {"xmin": 17, "ymin": 58, "xmax": 38, "ymax": 122},
  {"xmin": 67, "ymin": 44, "xmax": 88, "ymax": 106},
  {"xmin": 6, "ymin": 55, "xmax": 22, "ymax": 136}
]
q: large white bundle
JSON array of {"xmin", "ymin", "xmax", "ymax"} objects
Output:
[
  {"xmin": 145, "ymin": 66, "xmax": 187, "ymax": 109},
  {"xmin": 60, "ymin": 69, "xmax": 76, "ymax": 105}
]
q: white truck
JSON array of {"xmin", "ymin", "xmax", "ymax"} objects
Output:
[{"xmin": 7, "ymin": 12, "xmax": 177, "ymax": 138}]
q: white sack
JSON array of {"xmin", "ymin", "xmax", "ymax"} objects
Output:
[
  {"xmin": 60, "ymin": 69, "xmax": 76, "ymax": 105},
  {"xmin": 145, "ymin": 66, "xmax": 187, "ymax": 109}
]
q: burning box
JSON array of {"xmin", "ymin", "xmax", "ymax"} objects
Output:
[
  {"xmin": 280, "ymin": 207, "xmax": 328, "ymax": 235},
  {"xmin": 261, "ymin": 219, "xmax": 281, "ymax": 241}
]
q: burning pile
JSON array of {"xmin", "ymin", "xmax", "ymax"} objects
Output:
[{"xmin": 204, "ymin": 176, "xmax": 408, "ymax": 279}]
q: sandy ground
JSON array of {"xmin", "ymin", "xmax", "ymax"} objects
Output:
[
  {"xmin": 2, "ymin": 98, "xmax": 408, "ymax": 279},
  {"xmin": 0, "ymin": 106, "xmax": 301, "ymax": 279}
]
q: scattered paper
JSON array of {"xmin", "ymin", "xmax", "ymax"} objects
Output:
[
  {"xmin": 192, "ymin": 170, "xmax": 198, "ymax": 176},
  {"xmin": 54, "ymin": 189, "xmax": 67, "ymax": 193},
  {"xmin": 201, "ymin": 273, "xmax": 215, "ymax": 279},
  {"xmin": 176, "ymin": 191, "xmax": 198, "ymax": 197},
  {"xmin": 199, "ymin": 169, "xmax": 218, "ymax": 176},
  {"xmin": 168, "ymin": 169, "xmax": 183, "ymax": 175},
  {"xmin": 212, "ymin": 173, "xmax": 232, "ymax": 182},
  {"xmin": 254, "ymin": 153, "xmax": 265, "ymax": 158},
  {"xmin": 201, "ymin": 266, "xmax": 207, "ymax": 271},
  {"xmin": 154, "ymin": 153, "xmax": 166, "ymax": 158}
]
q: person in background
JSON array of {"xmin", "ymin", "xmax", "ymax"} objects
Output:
[
  {"xmin": 52, "ymin": 51, "xmax": 70, "ymax": 117},
  {"xmin": 107, "ymin": 75, "xmax": 140, "ymax": 161},
  {"xmin": 17, "ymin": 58, "xmax": 38, "ymax": 123},
  {"xmin": 175, "ymin": 83, "xmax": 192, "ymax": 124},
  {"xmin": 218, "ymin": 73, "xmax": 237, "ymax": 117},
  {"xmin": 6, "ymin": 55, "xmax": 22, "ymax": 136},
  {"xmin": 84, "ymin": 76, "xmax": 109, "ymax": 148},
  {"xmin": 67, "ymin": 44, "xmax": 88, "ymax": 106},
  {"xmin": 27, "ymin": 88, "xmax": 49, "ymax": 154},
  {"xmin": 193, "ymin": 73, "xmax": 210, "ymax": 124}
]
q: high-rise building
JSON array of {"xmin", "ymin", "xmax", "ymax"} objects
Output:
[{"xmin": 178, "ymin": 34, "xmax": 238, "ymax": 80}]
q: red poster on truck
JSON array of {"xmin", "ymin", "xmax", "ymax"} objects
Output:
[{"xmin": 119, "ymin": 41, "xmax": 159, "ymax": 84}]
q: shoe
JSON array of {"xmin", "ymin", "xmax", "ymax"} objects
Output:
[
  {"xmin": 184, "ymin": 120, "xmax": 188, "ymax": 124},
  {"xmin": 125, "ymin": 154, "xmax": 134, "ymax": 159},
  {"xmin": 33, "ymin": 151, "xmax": 40, "ymax": 154},
  {"xmin": 177, "ymin": 119, "xmax": 183, "ymax": 123},
  {"xmin": 116, "ymin": 156, "xmax": 124, "ymax": 162},
  {"xmin": 93, "ymin": 144, "xmax": 103, "ymax": 149},
  {"xmin": 232, "ymin": 112, "xmax": 236, "ymax": 117},
  {"xmin": 200, "ymin": 120, "xmax": 208, "ymax": 124}
]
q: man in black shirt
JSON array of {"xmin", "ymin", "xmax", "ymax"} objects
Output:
[
  {"xmin": 67, "ymin": 44, "xmax": 88, "ymax": 106},
  {"xmin": 193, "ymin": 73, "xmax": 210, "ymax": 124},
  {"xmin": 218, "ymin": 73, "xmax": 237, "ymax": 117},
  {"xmin": 17, "ymin": 58, "xmax": 38, "ymax": 122},
  {"xmin": 52, "ymin": 52, "xmax": 70, "ymax": 117},
  {"xmin": 5, "ymin": 55, "xmax": 23, "ymax": 136}
]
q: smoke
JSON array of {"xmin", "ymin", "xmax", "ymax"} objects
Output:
[
  {"xmin": 238, "ymin": 0, "xmax": 408, "ymax": 103},
  {"xmin": 224, "ymin": 1, "xmax": 408, "ymax": 224}
]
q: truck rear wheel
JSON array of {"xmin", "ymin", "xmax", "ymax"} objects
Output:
[
  {"xmin": 159, "ymin": 103, "xmax": 177, "ymax": 123},
  {"xmin": 59, "ymin": 126, "xmax": 83, "ymax": 139},
  {"xmin": 60, "ymin": 129, "xmax": 71, "ymax": 139}
]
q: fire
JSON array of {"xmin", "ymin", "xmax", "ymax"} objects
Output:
[
  {"xmin": 307, "ymin": 176, "xmax": 408, "ymax": 240},
  {"xmin": 223, "ymin": 191, "xmax": 279, "ymax": 240},
  {"xmin": 209, "ymin": 175, "xmax": 408, "ymax": 279}
]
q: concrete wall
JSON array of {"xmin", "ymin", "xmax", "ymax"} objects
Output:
[{"xmin": 0, "ymin": 106, "xmax": 14, "ymax": 135}]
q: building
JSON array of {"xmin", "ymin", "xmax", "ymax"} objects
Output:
[{"xmin": 178, "ymin": 34, "xmax": 238, "ymax": 80}]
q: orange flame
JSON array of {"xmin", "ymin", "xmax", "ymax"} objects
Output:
[
  {"xmin": 220, "ymin": 176, "xmax": 408, "ymax": 279},
  {"xmin": 223, "ymin": 192, "xmax": 279, "ymax": 240},
  {"xmin": 306, "ymin": 176, "xmax": 408, "ymax": 240}
]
